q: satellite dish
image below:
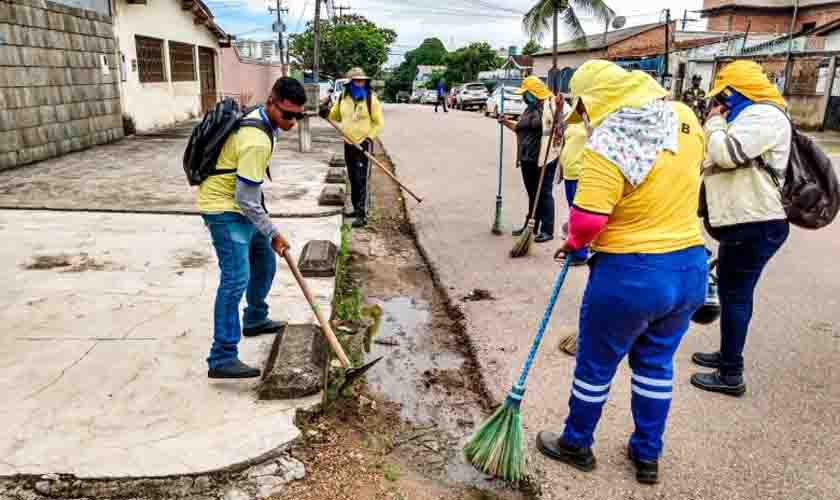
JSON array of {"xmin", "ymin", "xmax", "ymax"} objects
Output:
[{"xmin": 612, "ymin": 16, "xmax": 627, "ymax": 30}]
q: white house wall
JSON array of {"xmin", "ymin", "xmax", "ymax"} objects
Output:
[
  {"xmin": 532, "ymin": 51, "xmax": 604, "ymax": 77},
  {"xmin": 112, "ymin": 0, "xmax": 221, "ymax": 131}
]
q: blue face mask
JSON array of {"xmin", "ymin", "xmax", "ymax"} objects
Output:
[
  {"xmin": 722, "ymin": 89, "xmax": 753, "ymax": 123},
  {"xmin": 523, "ymin": 92, "xmax": 538, "ymax": 107},
  {"xmin": 349, "ymin": 82, "xmax": 368, "ymax": 101}
]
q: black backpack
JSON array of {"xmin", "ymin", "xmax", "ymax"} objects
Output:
[
  {"xmin": 758, "ymin": 103, "xmax": 840, "ymax": 230},
  {"xmin": 183, "ymin": 98, "xmax": 275, "ymax": 186}
]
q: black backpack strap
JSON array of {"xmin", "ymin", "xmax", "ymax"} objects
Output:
[
  {"xmin": 751, "ymin": 102, "xmax": 793, "ymax": 188},
  {"xmin": 239, "ymin": 117, "xmax": 276, "ymax": 182}
]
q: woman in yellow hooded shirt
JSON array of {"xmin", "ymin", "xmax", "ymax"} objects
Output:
[{"xmin": 536, "ymin": 61, "xmax": 707, "ymax": 485}]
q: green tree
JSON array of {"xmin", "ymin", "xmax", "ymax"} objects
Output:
[
  {"xmin": 523, "ymin": 0, "xmax": 614, "ymax": 74},
  {"xmin": 384, "ymin": 38, "xmax": 448, "ymax": 100},
  {"xmin": 522, "ymin": 39, "xmax": 542, "ymax": 56},
  {"xmin": 289, "ymin": 14, "xmax": 397, "ymax": 79},
  {"xmin": 443, "ymin": 42, "xmax": 503, "ymax": 85}
]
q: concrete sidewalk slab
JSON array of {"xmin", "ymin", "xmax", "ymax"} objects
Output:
[
  {"xmin": 0, "ymin": 209, "xmax": 340, "ymax": 478},
  {"xmin": 0, "ymin": 121, "xmax": 345, "ymax": 217}
]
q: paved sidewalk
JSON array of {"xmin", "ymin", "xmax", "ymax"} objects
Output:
[
  {"xmin": 382, "ymin": 104, "xmax": 840, "ymax": 500},
  {"xmin": 0, "ymin": 121, "xmax": 343, "ymax": 478},
  {"xmin": 0, "ymin": 121, "xmax": 344, "ymax": 217}
]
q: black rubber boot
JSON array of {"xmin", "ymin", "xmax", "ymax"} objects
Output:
[
  {"xmin": 536, "ymin": 431, "xmax": 596, "ymax": 472},
  {"xmin": 628, "ymin": 446, "xmax": 659, "ymax": 485},
  {"xmin": 352, "ymin": 217, "xmax": 368, "ymax": 228},
  {"xmin": 534, "ymin": 233, "xmax": 554, "ymax": 243},
  {"xmin": 243, "ymin": 320, "xmax": 286, "ymax": 338},
  {"xmin": 690, "ymin": 371, "xmax": 746, "ymax": 397},
  {"xmin": 692, "ymin": 351, "xmax": 721, "ymax": 368},
  {"xmin": 208, "ymin": 360, "xmax": 261, "ymax": 379}
]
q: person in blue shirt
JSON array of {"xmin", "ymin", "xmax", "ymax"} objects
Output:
[{"xmin": 435, "ymin": 79, "xmax": 448, "ymax": 113}]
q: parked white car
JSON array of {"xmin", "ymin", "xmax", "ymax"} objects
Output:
[
  {"xmin": 421, "ymin": 90, "xmax": 438, "ymax": 104},
  {"xmin": 485, "ymin": 86, "xmax": 526, "ymax": 118},
  {"xmin": 455, "ymin": 82, "xmax": 489, "ymax": 111},
  {"xmin": 329, "ymin": 78, "xmax": 350, "ymax": 107}
]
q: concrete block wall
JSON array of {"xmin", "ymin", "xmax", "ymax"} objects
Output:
[{"xmin": 0, "ymin": 0, "xmax": 123, "ymax": 171}]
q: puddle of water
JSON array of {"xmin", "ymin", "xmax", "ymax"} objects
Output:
[{"xmin": 365, "ymin": 296, "xmax": 518, "ymax": 493}]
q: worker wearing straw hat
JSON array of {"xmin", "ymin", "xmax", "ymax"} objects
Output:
[
  {"xmin": 536, "ymin": 61, "xmax": 707, "ymax": 485},
  {"xmin": 328, "ymin": 67, "xmax": 385, "ymax": 228},
  {"xmin": 498, "ymin": 76, "xmax": 562, "ymax": 243}
]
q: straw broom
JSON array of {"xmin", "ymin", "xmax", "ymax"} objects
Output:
[
  {"xmin": 464, "ymin": 258, "xmax": 572, "ymax": 482},
  {"xmin": 510, "ymin": 100, "xmax": 565, "ymax": 259}
]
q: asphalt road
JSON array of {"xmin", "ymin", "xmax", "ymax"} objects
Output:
[{"xmin": 381, "ymin": 104, "xmax": 840, "ymax": 500}]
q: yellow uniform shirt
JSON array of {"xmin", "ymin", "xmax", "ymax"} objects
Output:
[
  {"xmin": 197, "ymin": 109, "xmax": 274, "ymax": 214},
  {"xmin": 328, "ymin": 93, "xmax": 384, "ymax": 144},
  {"xmin": 574, "ymin": 102, "xmax": 705, "ymax": 254},
  {"xmin": 560, "ymin": 123, "xmax": 587, "ymax": 181}
]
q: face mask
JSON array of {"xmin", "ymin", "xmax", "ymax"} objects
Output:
[
  {"xmin": 349, "ymin": 83, "xmax": 368, "ymax": 101},
  {"xmin": 523, "ymin": 92, "xmax": 538, "ymax": 106}
]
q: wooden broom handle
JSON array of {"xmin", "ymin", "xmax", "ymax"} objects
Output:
[
  {"xmin": 325, "ymin": 119, "xmax": 423, "ymax": 203},
  {"xmin": 282, "ymin": 251, "xmax": 352, "ymax": 368}
]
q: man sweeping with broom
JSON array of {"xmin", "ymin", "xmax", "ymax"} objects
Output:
[{"xmin": 466, "ymin": 61, "xmax": 708, "ymax": 485}]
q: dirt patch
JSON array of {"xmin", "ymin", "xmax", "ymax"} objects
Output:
[
  {"xmin": 178, "ymin": 251, "xmax": 211, "ymax": 269},
  {"xmin": 462, "ymin": 289, "xmax": 495, "ymax": 302},
  {"xmin": 278, "ymin": 143, "xmax": 533, "ymax": 500},
  {"xmin": 24, "ymin": 253, "xmax": 118, "ymax": 273}
]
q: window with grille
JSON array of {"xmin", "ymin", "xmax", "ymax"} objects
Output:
[
  {"xmin": 135, "ymin": 36, "xmax": 166, "ymax": 83},
  {"xmin": 169, "ymin": 41, "xmax": 197, "ymax": 82}
]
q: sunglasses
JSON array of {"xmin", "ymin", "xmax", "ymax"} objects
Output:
[{"xmin": 281, "ymin": 110, "xmax": 305, "ymax": 121}]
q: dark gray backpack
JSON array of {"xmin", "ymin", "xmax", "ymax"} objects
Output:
[{"xmin": 759, "ymin": 103, "xmax": 840, "ymax": 229}]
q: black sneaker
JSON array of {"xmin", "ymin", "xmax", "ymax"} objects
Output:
[
  {"xmin": 536, "ymin": 431, "xmax": 596, "ymax": 472},
  {"xmin": 346, "ymin": 211, "xmax": 360, "ymax": 219},
  {"xmin": 628, "ymin": 446, "xmax": 659, "ymax": 485},
  {"xmin": 243, "ymin": 320, "xmax": 286, "ymax": 338},
  {"xmin": 352, "ymin": 217, "xmax": 368, "ymax": 228},
  {"xmin": 534, "ymin": 233, "xmax": 554, "ymax": 243},
  {"xmin": 690, "ymin": 371, "xmax": 746, "ymax": 397},
  {"xmin": 208, "ymin": 360, "xmax": 261, "ymax": 379},
  {"xmin": 692, "ymin": 351, "xmax": 721, "ymax": 368}
]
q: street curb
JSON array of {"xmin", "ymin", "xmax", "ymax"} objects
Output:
[
  {"xmin": 0, "ymin": 205, "xmax": 343, "ymax": 219},
  {"xmin": 376, "ymin": 141, "xmax": 501, "ymax": 410}
]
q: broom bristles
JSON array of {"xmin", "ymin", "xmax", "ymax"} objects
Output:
[
  {"xmin": 464, "ymin": 398, "xmax": 527, "ymax": 483},
  {"xmin": 558, "ymin": 332, "xmax": 578, "ymax": 356},
  {"xmin": 510, "ymin": 221, "xmax": 536, "ymax": 258}
]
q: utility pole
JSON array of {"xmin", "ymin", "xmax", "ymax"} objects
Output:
[
  {"xmin": 663, "ymin": 8, "xmax": 671, "ymax": 87},
  {"xmin": 784, "ymin": 0, "xmax": 800, "ymax": 94},
  {"xmin": 269, "ymin": 0, "xmax": 289, "ymax": 76},
  {"xmin": 682, "ymin": 9, "xmax": 688, "ymax": 30},
  {"xmin": 313, "ymin": 0, "xmax": 322, "ymax": 82},
  {"xmin": 336, "ymin": 4, "xmax": 350, "ymax": 19}
]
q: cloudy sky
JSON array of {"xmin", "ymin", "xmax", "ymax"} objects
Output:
[{"xmin": 206, "ymin": 0, "xmax": 707, "ymax": 65}]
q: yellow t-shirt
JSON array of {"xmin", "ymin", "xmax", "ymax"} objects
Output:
[
  {"xmin": 560, "ymin": 123, "xmax": 588, "ymax": 181},
  {"xmin": 197, "ymin": 109, "xmax": 274, "ymax": 214},
  {"xmin": 573, "ymin": 102, "xmax": 705, "ymax": 254},
  {"xmin": 328, "ymin": 93, "xmax": 384, "ymax": 144}
]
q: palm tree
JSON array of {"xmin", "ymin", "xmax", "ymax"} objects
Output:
[{"xmin": 523, "ymin": 0, "xmax": 614, "ymax": 88}]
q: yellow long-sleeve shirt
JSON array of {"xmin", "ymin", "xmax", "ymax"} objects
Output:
[{"xmin": 328, "ymin": 93, "xmax": 384, "ymax": 144}]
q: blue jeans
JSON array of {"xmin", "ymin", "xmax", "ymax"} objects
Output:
[
  {"xmin": 202, "ymin": 213, "xmax": 277, "ymax": 369},
  {"xmin": 716, "ymin": 220, "xmax": 789, "ymax": 377},
  {"xmin": 563, "ymin": 179, "xmax": 590, "ymax": 262},
  {"xmin": 561, "ymin": 247, "xmax": 707, "ymax": 461}
]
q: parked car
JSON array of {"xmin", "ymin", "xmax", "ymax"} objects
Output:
[
  {"xmin": 455, "ymin": 82, "xmax": 489, "ymax": 111},
  {"xmin": 485, "ymin": 86, "xmax": 526, "ymax": 118},
  {"xmin": 447, "ymin": 86, "xmax": 461, "ymax": 108},
  {"xmin": 396, "ymin": 91, "xmax": 410, "ymax": 103},
  {"xmin": 410, "ymin": 90, "xmax": 423, "ymax": 103},
  {"xmin": 329, "ymin": 78, "xmax": 349, "ymax": 108},
  {"xmin": 421, "ymin": 90, "xmax": 438, "ymax": 104}
]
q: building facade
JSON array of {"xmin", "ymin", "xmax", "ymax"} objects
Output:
[{"xmin": 112, "ymin": 0, "xmax": 227, "ymax": 132}]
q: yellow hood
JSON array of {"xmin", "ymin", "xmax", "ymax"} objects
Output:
[
  {"xmin": 514, "ymin": 76, "xmax": 554, "ymax": 101},
  {"xmin": 708, "ymin": 60, "xmax": 786, "ymax": 108},
  {"xmin": 567, "ymin": 60, "xmax": 668, "ymax": 128}
]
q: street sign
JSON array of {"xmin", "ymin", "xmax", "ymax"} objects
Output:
[{"xmin": 272, "ymin": 21, "xmax": 285, "ymax": 33}]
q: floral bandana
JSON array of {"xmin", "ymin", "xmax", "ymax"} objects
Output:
[{"xmin": 587, "ymin": 99, "xmax": 678, "ymax": 188}]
